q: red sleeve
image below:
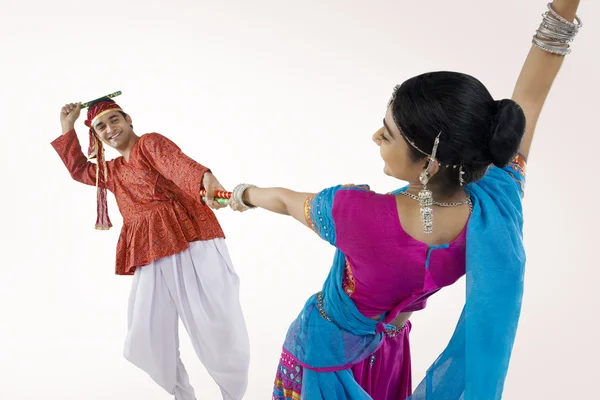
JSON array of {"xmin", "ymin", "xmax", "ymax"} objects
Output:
[
  {"xmin": 136, "ymin": 133, "xmax": 210, "ymax": 199},
  {"xmin": 51, "ymin": 130, "xmax": 112, "ymax": 190}
]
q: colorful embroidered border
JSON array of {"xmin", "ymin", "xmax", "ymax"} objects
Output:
[
  {"xmin": 303, "ymin": 194, "xmax": 317, "ymax": 233},
  {"xmin": 508, "ymin": 153, "xmax": 526, "ymax": 176},
  {"xmin": 273, "ymin": 352, "xmax": 303, "ymax": 400},
  {"xmin": 506, "ymin": 153, "xmax": 527, "ymax": 194},
  {"xmin": 343, "ymin": 258, "xmax": 356, "ymax": 296}
]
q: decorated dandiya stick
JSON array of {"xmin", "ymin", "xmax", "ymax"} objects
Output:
[
  {"xmin": 200, "ymin": 189, "xmax": 232, "ymax": 205},
  {"xmin": 80, "ymin": 91, "xmax": 122, "ymax": 109},
  {"xmin": 200, "ymin": 189, "xmax": 232, "ymax": 199}
]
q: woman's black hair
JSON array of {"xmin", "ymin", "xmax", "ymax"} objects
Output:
[{"xmin": 391, "ymin": 71, "xmax": 526, "ymax": 192}]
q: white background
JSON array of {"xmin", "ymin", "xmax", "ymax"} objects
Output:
[{"xmin": 1, "ymin": 0, "xmax": 598, "ymax": 399}]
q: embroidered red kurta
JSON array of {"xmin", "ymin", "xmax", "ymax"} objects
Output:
[{"xmin": 51, "ymin": 130, "xmax": 225, "ymax": 275}]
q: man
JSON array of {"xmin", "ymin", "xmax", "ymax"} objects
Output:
[{"xmin": 51, "ymin": 97, "xmax": 250, "ymax": 400}]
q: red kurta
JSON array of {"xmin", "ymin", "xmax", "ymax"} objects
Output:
[{"xmin": 51, "ymin": 130, "xmax": 225, "ymax": 275}]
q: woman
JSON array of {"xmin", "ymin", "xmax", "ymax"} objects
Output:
[{"xmin": 228, "ymin": 1, "xmax": 583, "ymax": 398}]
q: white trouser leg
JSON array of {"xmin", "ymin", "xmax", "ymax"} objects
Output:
[
  {"xmin": 123, "ymin": 261, "xmax": 196, "ymax": 400},
  {"xmin": 160, "ymin": 239, "xmax": 250, "ymax": 400}
]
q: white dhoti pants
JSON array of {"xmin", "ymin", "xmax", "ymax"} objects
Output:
[{"xmin": 123, "ymin": 239, "xmax": 250, "ymax": 400}]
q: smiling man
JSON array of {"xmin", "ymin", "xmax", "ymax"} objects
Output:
[{"xmin": 51, "ymin": 98, "xmax": 250, "ymax": 400}]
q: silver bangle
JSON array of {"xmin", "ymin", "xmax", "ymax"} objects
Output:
[
  {"xmin": 547, "ymin": 2, "xmax": 583, "ymax": 30},
  {"xmin": 539, "ymin": 14, "xmax": 580, "ymax": 36},
  {"xmin": 532, "ymin": 37, "xmax": 571, "ymax": 56},
  {"xmin": 536, "ymin": 28, "xmax": 572, "ymax": 44},
  {"xmin": 532, "ymin": 5, "xmax": 583, "ymax": 56},
  {"xmin": 231, "ymin": 183, "xmax": 257, "ymax": 211}
]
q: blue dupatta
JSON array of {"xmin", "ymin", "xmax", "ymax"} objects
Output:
[{"xmin": 281, "ymin": 162, "xmax": 526, "ymax": 399}]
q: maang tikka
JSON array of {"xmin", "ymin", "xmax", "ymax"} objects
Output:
[{"xmin": 418, "ymin": 133, "xmax": 441, "ymax": 234}]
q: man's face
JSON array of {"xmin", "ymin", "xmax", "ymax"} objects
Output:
[{"xmin": 93, "ymin": 111, "xmax": 134, "ymax": 150}]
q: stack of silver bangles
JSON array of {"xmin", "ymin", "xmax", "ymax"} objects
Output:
[
  {"xmin": 532, "ymin": 3, "xmax": 583, "ymax": 56},
  {"xmin": 231, "ymin": 183, "xmax": 256, "ymax": 211}
]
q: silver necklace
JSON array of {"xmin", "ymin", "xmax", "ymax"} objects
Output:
[{"xmin": 398, "ymin": 191, "xmax": 473, "ymax": 212}]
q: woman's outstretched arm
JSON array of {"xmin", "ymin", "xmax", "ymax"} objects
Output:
[
  {"xmin": 512, "ymin": 0, "xmax": 582, "ymax": 159},
  {"xmin": 235, "ymin": 187, "xmax": 314, "ymax": 228}
]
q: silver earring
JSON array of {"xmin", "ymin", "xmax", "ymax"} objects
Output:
[
  {"xmin": 459, "ymin": 166, "xmax": 466, "ymax": 186},
  {"xmin": 418, "ymin": 170, "xmax": 434, "ymax": 234},
  {"xmin": 418, "ymin": 134, "xmax": 441, "ymax": 234}
]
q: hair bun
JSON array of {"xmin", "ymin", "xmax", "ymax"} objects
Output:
[{"xmin": 487, "ymin": 99, "xmax": 526, "ymax": 167}]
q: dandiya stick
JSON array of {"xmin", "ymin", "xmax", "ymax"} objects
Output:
[
  {"xmin": 200, "ymin": 189, "xmax": 232, "ymax": 205},
  {"xmin": 200, "ymin": 189, "xmax": 232, "ymax": 199},
  {"xmin": 80, "ymin": 91, "xmax": 122, "ymax": 109}
]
